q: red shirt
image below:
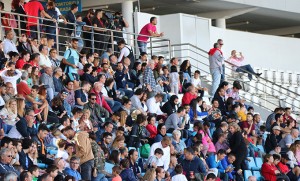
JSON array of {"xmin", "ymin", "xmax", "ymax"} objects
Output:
[
  {"xmin": 17, "ymin": 81, "xmax": 31, "ymax": 97},
  {"xmin": 182, "ymin": 92, "xmax": 197, "ymax": 106},
  {"xmin": 90, "ymin": 88, "xmax": 113, "ymax": 113},
  {"xmin": 24, "ymin": 0, "xmax": 44, "ymax": 27},
  {"xmin": 261, "ymin": 163, "xmax": 278, "ymax": 181},
  {"xmin": 137, "ymin": 23, "xmax": 157, "ymax": 42},
  {"xmin": 277, "ymin": 162, "xmax": 289, "ymax": 174},
  {"xmin": 241, "ymin": 121, "xmax": 255, "ymax": 135},
  {"xmin": 15, "ymin": 59, "xmax": 27, "ymax": 69},
  {"xmin": 29, "ymin": 60, "xmax": 39, "ymax": 67},
  {"xmin": 146, "ymin": 124, "xmax": 157, "ymax": 138}
]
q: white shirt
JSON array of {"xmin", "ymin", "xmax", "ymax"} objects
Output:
[
  {"xmin": 7, "ymin": 126, "xmax": 23, "ymax": 139},
  {"xmin": 149, "ymin": 141, "xmax": 170, "ymax": 171},
  {"xmin": 191, "ymin": 77, "xmax": 202, "ymax": 88},
  {"xmin": 146, "ymin": 97, "xmax": 164, "ymax": 115},
  {"xmin": 172, "ymin": 174, "xmax": 188, "ymax": 181},
  {"xmin": 3, "ymin": 38, "xmax": 18, "ymax": 54},
  {"xmin": 0, "ymin": 69, "xmax": 22, "ymax": 94},
  {"xmin": 39, "ymin": 53, "xmax": 52, "ymax": 67},
  {"xmin": 101, "ymin": 87, "xmax": 108, "ymax": 97},
  {"xmin": 117, "ymin": 45, "xmax": 131, "ymax": 62}
]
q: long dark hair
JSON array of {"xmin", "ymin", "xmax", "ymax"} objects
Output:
[
  {"xmin": 180, "ymin": 60, "xmax": 191, "ymax": 72},
  {"xmin": 190, "ymin": 99, "xmax": 199, "ymax": 119}
]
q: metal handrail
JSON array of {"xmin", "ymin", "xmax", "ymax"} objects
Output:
[
  {"xmin": 0, "ymin": 10, "xmax": 171, "ymax": 58},
  {"xmin": 169, "ymin": 43, "xmax": 300, "ymax": 111},
  {"xmin": 171, "ymin": 43, "xmax": 300, "ymax": 97}
]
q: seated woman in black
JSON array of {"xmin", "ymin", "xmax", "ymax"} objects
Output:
[
  {"xmin": 128, "ymin": 114, "xmax": 149, "ymax": 148},
  {"xmin": 80, "ymin": 63, "xmax": 97, "ymax": 84}
]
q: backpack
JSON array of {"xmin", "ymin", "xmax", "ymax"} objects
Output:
[
  {"xmin": 60, "ymin": 49, "xmax": 72, "ymax": 72},
  {"xmin": 140, "ymin": 143, "xmax": 150, "ymax": 158}
]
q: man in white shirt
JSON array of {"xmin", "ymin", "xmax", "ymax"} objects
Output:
[
  {"xmin": 146, "ymin": 94, "xmax": 165, "ymax": 116},
  {"xmin": 39, "ymin": 45, "xmax": 52, "ymax": 69},
  {"xmin": 149, "ymin": 136, "xmax": 171, "ymax": 171},
  {"xmin": 191, "ymin": 70, "xmax": 208, "ymax": 98},
  {"xmin": 3, "ymin": 30, "xmax": 18, "ymax": 55}
]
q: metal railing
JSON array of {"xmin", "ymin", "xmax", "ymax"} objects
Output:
[
  {"xmin": 0, "ymin": 10, "xmax": 171, "ymax": 59},
  {"xmin": 169, "ymin": 43, "xmax": 300, "ymax": 113}
]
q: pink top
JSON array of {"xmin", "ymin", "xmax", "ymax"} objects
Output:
[
  {"xmin": 199, "ymin": 130, "xmax": 216, "ymax": 153},
  {"xmin": 228, "ymin": 57, "xmax": 244, "ymax": 70},
  {"xmin": 112, "ymin": 176, "xmax": 122, "ymax": 181},
  {"xmin": 137, "ymin": 23, "xmax": 157, "ymax": 42}
]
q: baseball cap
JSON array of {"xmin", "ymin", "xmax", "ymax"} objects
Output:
[
  {"xmin": 60, "ymin": 90, "xmax": 69, "ymax": 95},
  {"xmin": 272, "ymin": 126, "xmax": 281, "ymax": 131}
]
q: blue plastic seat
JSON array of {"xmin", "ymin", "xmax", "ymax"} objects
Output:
[
  {"xmin": 244, "ymin": 170, "xmax": 253, "ymax": 181},
  {"xmin": 253, "ymin": 171, "xmax": 263, "ymax": 181},
  {"xmin": 255, "ymin": 157, "xmax": 263, "ymax": 169},
  {"xmin": 247, "ymin": 157, "xmax": 259, "ymax": 171},
  {"xmin": 37, "ymin": 163, "xmax": 48, "ymax": 169},
  {"xmin": 104, "ymin": 162, "xmax": 114, "ymax": 174},
  {"xmin": 166, "ymin": 133, "xmax": 172, "ymax": 137},
  {"xmin": 257, "ymin": 145, "xmax": 265, "ymax": 153}
]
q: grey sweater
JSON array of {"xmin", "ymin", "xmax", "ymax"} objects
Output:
[
  {"xmin": 209, "ymin": 50, "xmax": 224, "ymax": 72},
  {"xmin": 165, "ymin": 113, "xmax": 182, "ymax": 130}
]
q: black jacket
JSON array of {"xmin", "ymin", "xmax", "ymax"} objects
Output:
[
  {"xmin": 264, "ymin": 133, "xmax": 278, "ymax": 153},
  {"xmin": 213, "ymin": 93, "xmax": 227, "ymax": 116},
  {"xmin": 16, "ymin": 117, "xmax": 37, "ymax": 138},
  {"xmin": 161, "ymin": 95, "xmax": 178, "ymax": 116},
  {"xmin": 19, "ymin": 150, "xmax": 33, "ymax": 170}
]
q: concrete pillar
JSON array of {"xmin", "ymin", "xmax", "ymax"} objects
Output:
[
  {"xmin": 215, "ymin": 18, "xmax": 226, "ymax": 29},
  {"xmin": 122, "ymin": 0, "xmax": 134, "ymax": 46}
]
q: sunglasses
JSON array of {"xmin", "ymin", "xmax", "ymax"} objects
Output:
[{"xmin": 90, "ymin": 98, "xmax": 96, "ymax": 100}]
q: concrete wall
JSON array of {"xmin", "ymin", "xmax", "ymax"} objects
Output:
[{"xmin": 135, "ymin": 12, "xmax": 300, "ymax": 72}]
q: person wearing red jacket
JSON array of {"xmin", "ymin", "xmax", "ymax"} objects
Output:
[
  {"xmin": 261, "ymin": 154, "xmax": 290, "ymax": 181},
  {"xmin": 182, "ymin": 85, "xmax": 197, "ymax": 106},
  {"xmin": 146, "ymin": 115, "xmax": 157, "ymax": 139},
  {"xmin": 90, "ymin": 82, "xmax": 113, "ymax": 114}
]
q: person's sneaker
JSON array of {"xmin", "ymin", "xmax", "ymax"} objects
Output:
[{"xmin": 256, "ymin": 73, "xmax": 262, "ymax": 77}]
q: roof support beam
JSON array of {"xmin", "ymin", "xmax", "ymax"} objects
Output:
[
  {"xmin": 255, "ymin": 26, "xmax": 300, "ymax": 36},
  {"xmin": 196, "ymin": 7, "xmax": 259, "ymax": 19}
]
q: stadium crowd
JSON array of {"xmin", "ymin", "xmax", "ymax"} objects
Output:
[{"xmin": 0, "ymin": 0, "xmax": 297, "ymax": 181}]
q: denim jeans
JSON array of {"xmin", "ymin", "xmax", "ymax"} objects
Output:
[
  {"xmin": 118, "ymin": 88, "xmax": 133, "ymax": 98},
  {"xmin": 106, "ymin": 99, "xmax": 122, "ymax": 112},
  {"xmin": 210, "ymin": 68, "xmax": 221, "ymax": 96},
  {"xmin": 137, "ymin": 41, "xmax": 147, "ymax": 53},
  {"xmin": 80, "ymin": 159, "xmax": 94, "ymax": 181},
  {"xmin": 92, "ymin": 172, "xmax": 108, "ymax": 181},
  {"xmin": 221, "ymin": 64, "xmax": 225, "ymax": 83},
  {"xmin": 236, "ymin": 64, "xmax": 256, "ymax": 81}
]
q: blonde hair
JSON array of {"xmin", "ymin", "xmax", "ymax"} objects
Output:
[
  {"xmin": 5, "ymin": 98, "xmax": 17, "ymax": 114},
  {"xmin": 141, "ymin": 168, "xmax": 156, "ymax": 181},
  {"xmin": 112, "ymin": 135, "xmax": 125, "ymax": 150},
  {"xmin": 229, "ymin": 122, "xmax": 241, "ymax": 132},
  {"xmin": 16, "ymin": 98, "xmax": 25, "ymax": 117},
  {"xmin": 120, "ymin": 111, "xmax": 127, "ymax": 127}
]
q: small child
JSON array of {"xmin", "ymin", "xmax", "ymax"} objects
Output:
[
  {"xmin": 169, "ymin": 65, "xmax": 179, "ymax": 95},
  {"xmin": 28, "ymin": 165, "xmax": 40, "ymax": 181},
  {"xmin": 171, "ymin": 164, "xmax": 188, "ymax": 181},
  {"xmin": 112, "ymin": 165, "xmax": 122, "ymax": 181},
  {"xmin": 146, "ymin": 148, "xmax": 164, "ymax": 168}
]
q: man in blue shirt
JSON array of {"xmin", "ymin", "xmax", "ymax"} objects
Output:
[
  {"xmin": 206, "ymin": 149, "xmax": 230, "ymax": 181},
  {"xmin": 62, "ymin": 38, "xmax": 80, "ymax": 88},
  {"xmin": 180, "ymin": 147, "xmax": 206, "ymax": 180},
  {"xmin": 64, "ymin": 156, "xmax": 82, "ymax": 181}
]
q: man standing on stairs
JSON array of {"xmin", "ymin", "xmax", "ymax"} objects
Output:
[
  {"xmin": 217, "ymin": 39, "xmax": 225, "ymax": 83},
  {"xmin": 208, "ymin": 43, "xmax": 224, "ymax": 96}
]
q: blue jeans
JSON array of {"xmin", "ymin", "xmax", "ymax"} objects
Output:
[
  {"xmin": 92, "ymin": 172, "xmax": 108, "ymax": 181},
  {"xmin": 3, "ymin": 124, "xmax": 12, "ymax": 134},
  {"xmin": 118, "ymin": 88, "xmax": 133, "ymax": 98},
  {"xmin": 210, "ymin": 68, "xmax": 221, "ymax": 96},
  {"xmin": 106, "ymin": 99, "xmax": 122, "ymax": 112},
  {"xmin": 80, "ymin": 159, "xmax": 94, "ymax": 181},
  {"xmin": 236, "ymin": 64, "xmax": 256, "ymax": 81},
  {"xmin": 137, "ymin": 41, "xmax": 147, "ymax": 53},
  {"xmin": 221, "ymin": 64, "xmax": 225, "ymax": 83}
]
